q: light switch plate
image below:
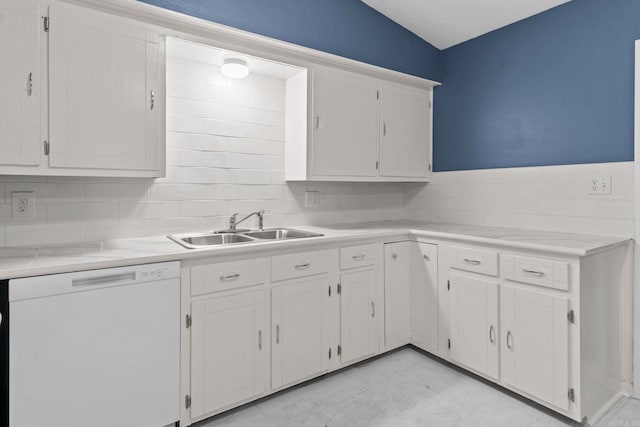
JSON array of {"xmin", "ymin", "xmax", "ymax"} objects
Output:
[
  {"xmin": 304, "ymin": 191, "xmax": 319, "ymax": 207},
  {"xmin": 11, "ymin": 191, "xmax": 35, "ymax": 219}
]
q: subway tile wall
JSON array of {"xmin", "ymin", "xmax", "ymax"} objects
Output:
[
  {"xmin": 405, "ymin": 162, "xmax": 635, "ymax": 237},
  {"xmin": 0, "ymin": 47, "xmax": 404, "ymax": 247}
]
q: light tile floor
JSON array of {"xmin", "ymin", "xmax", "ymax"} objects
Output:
[{"xmin": 195, "ymin": 347, "xmax": 640, "ymax": 427}]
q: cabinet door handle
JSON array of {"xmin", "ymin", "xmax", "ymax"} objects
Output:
[
  {"xmin": 522, "ymin": 269, "xmax": 545, "ymax": 277},
  {"xmin": 463, "ymin": 258, "xmax": 481, "ymax": 265},
  {"xmin": 371, "ymin": 301, "xmax": 375, "ymax": 318},
  {"xmin": 295, "ymin": 263, "xmax": 310, "ymax": 270},
  {"xmin": 392, "ymin": 253, "xmax": 398, "ymax": 260},
  {"xmin": 26, "ymin": 72, "xmax": 33, "ymax": 97},
  {"xmin": 489, "ymin": 325, "xmax": 495, "ymax": 344},
  {"xmin": 276, "ymin": 325, "xmax": 280, "ymax": 344},
  {"xmin": 506, "ymin": 331, "xmax": 513, "ymax": 350},
  {"xmin": 258, "ymin": 330, "xmax": 262, "ymax": 350},
  {"xmin": 423, "ymin": 254, "xmax": 430, "ymax": 261},
  {"xmin": 316, "ymin": 115, "xmax": 320, "ymax": 129},
  {"xmin": 352, "ymin": 254, "xmax": 365, "ymax": 261},
  {"xmin": 383, "ymin": 122, "xmax": 387, "ymax": 136},
  {"xmin": 150, "ymin": 90, "xmax": 155, "ymax": 110},
  {"xmin": 219, "ymin": 273, "xmax": 240, "ymax": 281}
]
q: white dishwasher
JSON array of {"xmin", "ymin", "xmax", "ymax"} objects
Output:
[{"xmin": 5, "ymin": 261, "xmax": 180, "ymax": 427}]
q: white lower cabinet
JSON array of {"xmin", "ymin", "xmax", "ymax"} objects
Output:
[
  {"xmin": 410, "ymin": 242, "xmax": 439, "ymax": 353},
  {"xmin": 384, "ymin": 242, "xmax": 411, "ymax": 350},
  {"xmin": 501, "ymin": 285, "xmax": 570, "ymax": 411},
  {"xmin": 190, "ymin": 290, "xmax": 267, "ymax": 419},
  {"xmin": 449, "ymin": 273, "xmax": 499, "ymax": 380},
  {"xmin": 271, "ymin": 277, "xmax": 331, "ymax": 390}
]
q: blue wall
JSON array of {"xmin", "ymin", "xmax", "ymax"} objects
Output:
[
  {"xmin": 434, "ymin": 0, "xmax": 640, "ymax": 171},
  {"xmin": 139, "ymin": 0, "xmax": 442, "ymax": 81}
]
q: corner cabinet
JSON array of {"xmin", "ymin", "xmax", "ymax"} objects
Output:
[
  {"xmin": 0, "ymin": 1, "xmax": 166, "ymax": 178},
  {"xmin": 285, "ymin": 65, "xmax": 438, "ymax": 182}
]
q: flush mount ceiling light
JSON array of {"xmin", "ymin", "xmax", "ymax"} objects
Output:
[{"xmin": 221, "ymin": 58, "xmax": 250, "ymax": 79}]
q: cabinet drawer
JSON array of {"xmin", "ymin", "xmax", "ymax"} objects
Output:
[
  {"xmin": 502, "ymin": 255, "xmax": 569, "ymax": 291},
  {"xmin": 191, "ymin": 258, "xmax": 269, "ymax": 296},
  {"xmin": 340, "ymin": 244, "xmax": 377, "ymax": 270},
  {"xmin": 453, "ymin": 247, "xmax": 499, "ymax": 277},
  {"xmin": 271, "ymin": 250, "xmax": 330, "ymax": 282}
]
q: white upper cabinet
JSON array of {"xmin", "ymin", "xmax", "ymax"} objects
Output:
[
  {"xmin": 0, "ymin": 0, "xmax": 41, "ymax": 168},
  {"xmin": 379, "ymin": 83, "xmax": 431, "ymax": 178},
  {"xmin": 47, "ymin": 2, "xmax": 164, "ymax": 176},
  {"xmin": 312, "ymin": 67, "xmax": 379, "ymax": 178},
  {"xmin": 285, "ymin": 64, "xmax": 438, "ymax": 182}
]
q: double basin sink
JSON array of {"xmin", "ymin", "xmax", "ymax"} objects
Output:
[{"xmin": 168, "ymin": 228, "xmax": 324, "ymax": 249}]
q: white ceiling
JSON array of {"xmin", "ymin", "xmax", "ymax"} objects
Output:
[{"xmin": 361, "ymin": 0, "xmax": 573, "ymax": 49}]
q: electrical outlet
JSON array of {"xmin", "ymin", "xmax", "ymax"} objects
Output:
[
  {"xmin": 11, "ymin": 191, "xmax": 35, "ymax": 219},
  {"xmin": 304, "ymin": 191, "xmax": 319, "ymax": 207},
  {"xmin": 589, "ymin": 176, "xmax": 612, "ymax": 195}
]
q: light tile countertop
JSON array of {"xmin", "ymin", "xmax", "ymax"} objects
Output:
[{"xmin": 0, "ymin": 220, "xmax": 632, "ymax": 280}]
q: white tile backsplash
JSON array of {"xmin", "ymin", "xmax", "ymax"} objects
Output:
[{"xmin": 405, "ymin": 162, "xmax": 635, "ymax": 237}]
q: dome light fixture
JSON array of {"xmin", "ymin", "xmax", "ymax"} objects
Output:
[{"xmin": 221, "ymin": 58, "xmax": 250, "ymax": 79}]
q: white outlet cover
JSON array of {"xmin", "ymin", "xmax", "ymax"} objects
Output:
[
  {"xmin": 11, "ymin": 191, "xmax": 35, "ymax": 219},
  {"xmin": 304, "ymin": 191, "xmax": 319, "ymax": 207},
  {"xmin": 588, "ymin": 176, "xmax": 612, "ymax": 195}
]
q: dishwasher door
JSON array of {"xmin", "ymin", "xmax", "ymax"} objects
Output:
[{"xmin": 9, "ymin": 262, "xmax": 180, "ymax": 427}]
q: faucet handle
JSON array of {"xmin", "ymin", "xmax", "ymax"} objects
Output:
[{"xmin": 229, "ymin": 212, "xmax": 239, "ymax": 227}]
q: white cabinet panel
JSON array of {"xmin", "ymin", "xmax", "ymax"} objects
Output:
[
  {"xmin": 312, "ymin": 67, "xmax": 379, "ymax": 177},
  {"xmin": 501, "ymin": 285, "xmax": 570, "ymax": 411},
  {"xmin": 0, "ymin": 0, "xmax": 40, "ymax": 167},
  {"xmin": 190, "ymin": 290, "xmax": 267, "ymax": 418},
  {"xmin": 271, "ymin": 277, "xmax": 331, "ymax": 389},
  {"xmin": 384, "ymin": 242, "xmax": 411, "ymax": 350},
  {"xmin": 450, "ymin": 273, "xmax": 499, "ymax": 380},
  {"xmin": 379, "ymin": 83, "xmax": 430, "ymax": 178},
  {"xmin": 340, "ymin": 268, "xmax": 378, "ymax": 364},
  {"xmin": 410, "ymin": 242, "xmax": 438, "ymax": 353},
  {"xmin": 48, "ymin": 2, "xmax": 163, "ymax": 174}
]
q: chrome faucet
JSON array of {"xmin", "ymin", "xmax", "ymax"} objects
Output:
[{"xmin": 229, "ymin": 210, "xmax": 265, "ymax": 232}]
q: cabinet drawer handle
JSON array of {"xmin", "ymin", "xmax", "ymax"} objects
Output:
[
  {"xmin": 295, "ymin": 263, "xmax": 310, "ymax": 270},
  {"xmin": 26, "ymin": 72, "xmax": 33, "ymax": 97},
  {"xmin": 371, "ymin": 301, "xmax": 375, "ymax": 318},
  {"xmin": 506, "ymin": 331, "xmax": 513, "ymax": 350},
  {"xmin": 258, "ymin": 330, "xmax": 262, "ymax": 350},
  {"xmin": 219, "ymin": 273, "xmax": 240, "ymax": 281},
  {"xmin": 352, "ymin": 254, "xmax": 366, "ymax": 261},
  {"xmin": 463, "ymin": 258, "xmax": 481, "ymax": 265},
  {"xmin": 489, "ymin": 325, "xmax": 495, "ymax": 344},
  {"xmin": 522, "ymin": 269, "xmax": 545, "ymax": 277},
  {"xmin": 150, "ymin": 90, "xmax": 155, "ymax": 110},
  {"xmin": 276, "ymin": 325, "xmax": 280, "ymax": 344}
]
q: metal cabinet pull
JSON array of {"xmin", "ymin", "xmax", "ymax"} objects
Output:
[
  {"xmin": 276, "ymin": 325, "xmax": 280, "ymax": 344},
  {"xmin": 463, "ymin": 258, "xmax": 481, "ymax": 265},
  {"xmin": 522, "ymin": 269, "xmax": 545, "ymax": 277},
  {"xmin": 258, "ymin": 330, "xmax": 262, "ymax": 350},
  {"xmin": 150, "ymin": 90, "xmax": 155, "ymax": 110},
  {"xmin": 316, "ymin": 115, "xmax": 320, "ymax": 129},
  {"xmin": 489, "ymin": 325, "xmax": 495, "ymax": 344},
  {"xmin": 26, "ymin": 72, "xmax": 33, "ymax": 97},
  {"xmin": 392, "ymin": 253, "xmax": 398, "ymax": 260},
  {"xmin": 506, "ymin": 331, "xmax": 513, "ymax": 350},
  {"xmin": 295, "ymin": 263, "xmax": 310, "ymax": 270},
  {"xmin": 423, "ymin": 254, "xmax": 430, "ymax": 261},
  {"xmin": 219, "ymin": 273, "xmax": 240, "ymax": 281},
  {"xmin": 383, "ymin": 122, "xmax": 387, "ymax": 136},
  {"xmin": 371, "ymin": 301, "xmax": 375, "ymax": 318},
  {"xmin": 352, "ymin": 254, "xmax": 365, "ymax": 261}
]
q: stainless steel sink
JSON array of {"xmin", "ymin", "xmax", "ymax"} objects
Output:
[
  {"xmin": 168, "ymin": 233, "xmax": 255, "ymax": 249},
  {"xmin": 243, "ymin": 228, "xmax": 324, "ymax": 240}
]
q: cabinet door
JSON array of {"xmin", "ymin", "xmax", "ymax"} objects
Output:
[
  {"xmin": 312, "ymin": 67, "xmax": 379, "ymax": 177},
  {"xmin": 190, "ymin": 290, "xmax": 266, "ymax": 419},
  {"xmin": 379, "ymin": 83, "xmax": 431, "ymax": 178},
  {"xmin": 340, "ymin": 268, "xmax": 378, "ymax": 364},
  {"xmin": 0, "ymin": 0, "xmax": 40, "ymax": 166},
  {"xmin": 501, "ymin": 286, "xmax": 570, "ymax": 411},
  {"xmin": 449, "ymin": 273, "xmax": 499, "ymax": 380},
  {"xmin": 271, "ymin": 277, "xmax": 331, "ymax": 390},
  {"xmin": 410, "ymin": 242, "xmax": 438, "ymax": 353},
  {"xmin": 384, "ymin": 242, "xmax": 411, "ymax": 349},
  {"xmin": 48, "ymin": 3, "xmax": 162, "ymax": 173}
]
